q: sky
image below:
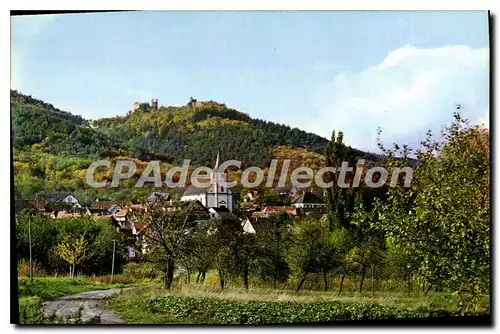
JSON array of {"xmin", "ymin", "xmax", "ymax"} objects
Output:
[{"xmin": 11, "ymin": 11, "xmax": 489, "ymax": 153}]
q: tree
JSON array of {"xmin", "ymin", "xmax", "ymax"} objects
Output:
[
  {"xmin": 345, "ymin": 238, "xmax": 384, "ymax": 294},
  {"xmin": 178, "ymin": 220, "xmax": 216, "ymax": 284},
  {"xmin": 385, "ymin": 238, "xmax": 419, "ymax": 295},
  {"xmin": 252, "ymin": 213, "xmax": 293, "ymax": 288},
  {"xmin": 211, "ymin": 217, "xmax": 256, "ymax": 292},
  {"xmin": 375, "ymin": 113, "xmax": 490, "ymax": 308},
  {"xmin": 57, "ymin": 234, "xmax": 91, "ymax": 278},
  {"xmin": 288, "ymin": 218, "xmax": 331, "ymax": 292},
  {"xmin": 324, "ymin": 130, "xmax": 359, "ymax": 231},
  {"xmin": 137, "ymin": 201, "xmax": 203, "ymax": 289},
  {"xmin": 328, "ymin": 227, "xmax": 352, "ymax": 295},
  {"xmin": 348, "ymin": 193, "xmax": 386, "ymax": 294}
]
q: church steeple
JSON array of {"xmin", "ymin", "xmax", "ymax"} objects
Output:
[
  {"xmin": 211, "ymin": 149, "xmax": 225, "ymax": 184},
  {"xmin": 213, "ymin": 149, "xmax": 220, "ymax": 171}
]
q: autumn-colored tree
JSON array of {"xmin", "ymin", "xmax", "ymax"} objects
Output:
[{"xmin": 57, "ymin": 234, "xmax": 92, "ymax": 278}]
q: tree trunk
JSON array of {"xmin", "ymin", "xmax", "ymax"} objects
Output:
[
  {"xmin": 338, "ymin": 273, "xmax": 346, "ymax": 296},
  {"xmin": 201, "ymin": 271, "xmax": 206, "ymax": 284},
  {"xmin": 371, "ymin": 267, "xmax": 375, "ymax": 297},
  {"xmin": 359, "ymin": 266, "xmax": 366, "ymax": 293},
  {"xmin": 243, "ymin": 265, "xmax": 249, "ymax": 292},
  {"xmin": 218, "ymin": 269, "xmax": 225, "ymax": 290},
  {"xmin": 425, "ymin": 283, "xmax": 433, "ymax": 295},
  {"xmin": 196, "ymin": 272, "xmax": 201, "ymax": 284},
  {"xmin": 296, "ymin": 272, "xmax": 307, "ymax": 292},
  {"xmin": 163, "ymin": 270, "xmax": 168, "ymax": 289},
  {"xmin": 323, "ymin": 267, "xmax": 328, "ymax": 291},
  {"xmin": 165, "ymin": 258, "xmax": 174, "ymax": 289}
]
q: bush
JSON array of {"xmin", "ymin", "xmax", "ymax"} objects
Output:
[
  {"xmin": 122, "ymin": 262, "xmax": 159, "ymax": 280},
  {"xmin": 145, "ymin": 295, "xmax": 487, "ymax": 324}
]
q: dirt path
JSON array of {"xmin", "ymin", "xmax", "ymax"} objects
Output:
[{"xmin": 43, "ymin": 288, "xmax": 131, "ymax": 324}]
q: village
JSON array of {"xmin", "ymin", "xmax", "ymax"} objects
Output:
[{"xmin": 18, "ymin": 152, "xmax": 327, "ymax": 258}]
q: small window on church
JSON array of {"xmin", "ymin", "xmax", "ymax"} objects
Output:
[{"xmin": 221, "ymin": 186, "xmax": 224, "ymax": 192}]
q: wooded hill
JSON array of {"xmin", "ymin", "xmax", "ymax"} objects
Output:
[{"xmin": 11, "ymin": 90, "xmax": 380, "ymax": 200}]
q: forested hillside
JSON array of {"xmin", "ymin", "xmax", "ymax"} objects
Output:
[
  {"xmin": 11, "ymin": 90, "xmax": 379, "ymax": 200},
  {"xmin": 11, "ymin": 90, "xmax": 115, "ymax": 156},
  {"xmin": 92, "ymin": 99, "xmax": 339, "ymax": 166}
]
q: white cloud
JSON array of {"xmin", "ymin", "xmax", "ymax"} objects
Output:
[{"xmin": 307, "ymin": 45, "xmax": 489, "ymax": 153}]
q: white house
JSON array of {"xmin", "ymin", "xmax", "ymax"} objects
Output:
[{"xmin": 181, "ymin": 151, "xmax": 235, "ymax": 212}]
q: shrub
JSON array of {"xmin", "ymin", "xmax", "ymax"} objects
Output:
[{"xmin": 122, "ymin": 262, "xmax": 159, "ymax": 280}]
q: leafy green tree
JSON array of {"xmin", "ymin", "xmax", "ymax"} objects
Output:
[
  {"xmin": 324, "ymin": 130, "xmax": 360, "ymax": 231},
  {"xmin": 375, "ymin": 113, "xmax": 490, "ymax": 307},
  {"xmin": 252, "ymin": 213, "xmax": 293, "ymax": 288},
  {"xmin": 328, "ymin": 227, "xmax": 352, "ymax": 295},
  {"xmin": 211, "ymin": 218, "xmax": 257, "ymax": 292},
  {"xmin": 178, "ymin": 220, "xmax": 216, "ymax": 284},
  {"xmin": 288, "ymin": 218, "xmax": 332, "ymax": 292},
  {"xmin": 385, "ymin": 238, "xmax": 419, "ymax": 294}
]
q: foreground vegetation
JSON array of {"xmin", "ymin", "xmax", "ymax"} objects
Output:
[{"xmin": 105, "ymin": 283, "xmax": 488, "ymax": 324}]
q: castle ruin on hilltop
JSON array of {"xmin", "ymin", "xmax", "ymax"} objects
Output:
[{"xmin": 133, "ymin": 98, "xmax": 159, "ymax": 112}]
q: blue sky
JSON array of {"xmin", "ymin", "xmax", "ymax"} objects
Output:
[{"xmin": 11, "ymin": 11, "xmax": 489, "ymax": 152}]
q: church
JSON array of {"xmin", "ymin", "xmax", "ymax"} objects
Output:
[{"xmin": 180, "ymin": 151, "xmax": 235, "ymax": 212}]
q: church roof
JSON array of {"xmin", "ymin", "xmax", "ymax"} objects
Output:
[
  {"xmin": 182, "ymin": 183, "xmax": 234, "ymax": 197},
  {"xmin": 182, "ymin": 184, "xmax": 209, "ymax": 196}
]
